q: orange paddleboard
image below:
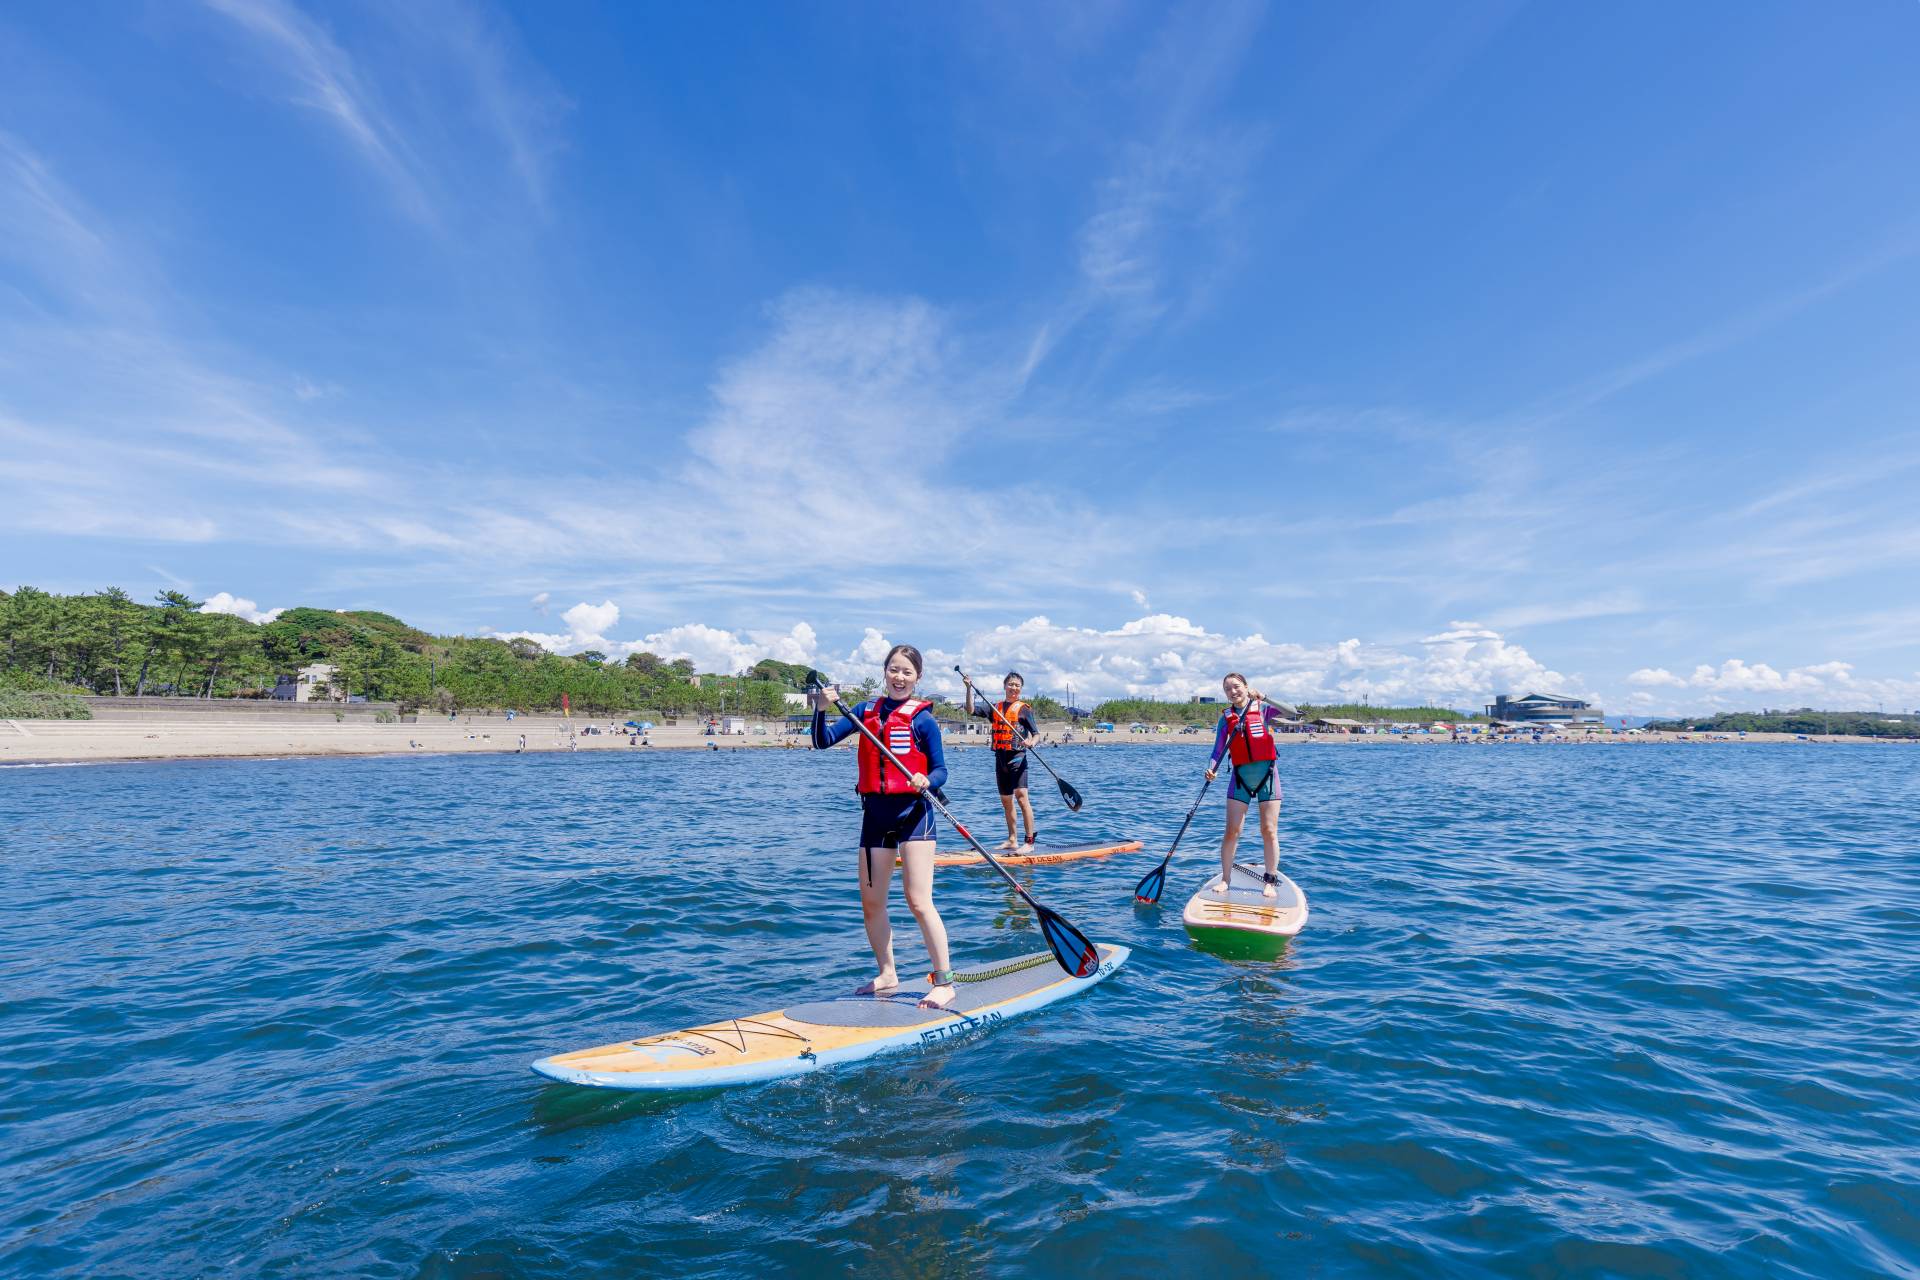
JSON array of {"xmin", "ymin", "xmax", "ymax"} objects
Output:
[{"xmin": 898, "ymin": 839, "xmax": 1144, "ymax": 868}]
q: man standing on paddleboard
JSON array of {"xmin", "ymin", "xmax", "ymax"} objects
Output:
[
  {"xmin": 962, "ymin": 670, "xmax": 1041, "ymax": 853},
  {"xmin": 1204, "ymin": 673, "xmax": 1291, "ymax": 899},
  {"xmin": 810, "ymin": 644, "xmax": 958, "ymax": 1011}
]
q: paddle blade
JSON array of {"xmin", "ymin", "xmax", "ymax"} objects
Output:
[
  {"xmin": 1037, "ymin": 905, "xmax": 1101, "ymax": 977},
  {"xmin": 1133, "ymin": 860, "xmax": 1168, "ymax": 905},
  {"xmin": 1057, "ymin": 777, "xmax": 1084, "ymax": 812}
]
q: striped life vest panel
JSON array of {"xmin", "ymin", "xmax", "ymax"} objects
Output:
[{"xmin": 856, "ymin": 698, "xmax": 932, "ymax": 795}]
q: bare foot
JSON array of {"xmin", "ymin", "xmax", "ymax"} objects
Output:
[
  {"xmin": 1212, "ymin": 878, "xmax": 1231, "ymax": 895},
  {"xmin": 854, "ymin": 972, "xmax": 899, "ymax": 996},
  {"xmin": 1263, "ymin": 873, "xmax": 1279, "ymax": 899},
  {"xmin": 1019, "ymin": 837, "xmax": 1036, "ymax": 854},
  {"xmin": 919, "ymin": 982, "xmax": 957, "ymax": 1011},
  {"xmin": 996, "ymin": 837, "xmax": 1018, "ymax": 851}
]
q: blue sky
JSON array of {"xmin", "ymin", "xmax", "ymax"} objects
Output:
[{"xmin": 4, "ymin": 1, "xmax": 1919, "ymax": 714}]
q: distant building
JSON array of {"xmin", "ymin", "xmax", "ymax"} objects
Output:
[
  {"xmin": 280, "ymin": 662, "xmax": 337, "ymax": 703},
  {"xmin": 719, "ymin": 715, "xmax": 746, "ymax": 735},
  {"xmin": 1190, "ymin": 695, "xmax": 1220, "ymax": 704},
  {"xmin": 1485, "ymin": 692, "xmax": 1601, "ymax": 724}
]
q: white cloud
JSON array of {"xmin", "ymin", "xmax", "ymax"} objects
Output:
[
  {"xmin": 202, "ymin": 0, "xmax": 432, "ymax": 222},
  {"xmin": 490, "ymin": 597, "xmax": 619, "ymax": 653},
  {"xmin": 1621, "ymin": 657, "xmax": 1920, "ymax": 716},
  {"xmin": 201, "ymin": 592, "xmax": 285, "ymax": 624},
  {"xmin": 630, "ymin": 621, "xmax": 820, "ymax": 675},
  {"xmin": 919, "ymin": 614, "xmax": 1581, "ymax": 709},
  {"xmin": 468, "ymin": 603, "xmax": 1920, "ymax": 718},
  {"xmin": 530, "ymin": 591, "xmax": 549, "ymax": 613},
  {"xmin": 562, "ymin": 599, "xmax": 619, "ymax": 640},
  {"xmin": 292, "ymin": 376, "xmax": 341, "ymax": 401},
  {"xmin": 488, "ymin": 607, "xmax": 822, "ymax": 676}
]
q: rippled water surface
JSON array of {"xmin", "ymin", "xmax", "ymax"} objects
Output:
[{"xmin": 3, "ymin": 743, "xmax": 1918, "ymax": 1277}]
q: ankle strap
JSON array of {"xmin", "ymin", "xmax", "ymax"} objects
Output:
[{"xmin": 927, "ymin": 969, "xmax": 955, "ymax": 985}]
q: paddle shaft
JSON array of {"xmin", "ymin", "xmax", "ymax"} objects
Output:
[
  {"xmin": 1133, "ymin": 773, "xmax": 1212, "ymax": 902},
  {"xmin": 955, "ymin": 665, "xmax": 1081, "ymax": 805}
]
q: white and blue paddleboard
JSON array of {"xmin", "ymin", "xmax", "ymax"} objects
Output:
[{"xmin": 532, "ymin": 944, "xmax": 1129, "ymax": 1090}]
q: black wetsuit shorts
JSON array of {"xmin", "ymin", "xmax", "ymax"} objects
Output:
[
  {"xmin": 859, "ymin": 792, "xmax": 936, "ymax": 848},
  {"xmin": 994, "ymin": 751, "xmax": 1029, "ymax": 796}
]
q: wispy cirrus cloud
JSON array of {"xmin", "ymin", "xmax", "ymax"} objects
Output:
[
  {"xmin": 1030, "ymin": 0, "xmax": 1268, "ymax": 379},
  {"xmin": 199, "ymin": 0, "xmax": 564, "ymax": 222},
  {"xmin": 201, "ymin": 0, "xmax": 433, "ymax": 221}
]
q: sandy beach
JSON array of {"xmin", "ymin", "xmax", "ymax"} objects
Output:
[{"xmin": 0, "ymin": 707, "xmax": 1902, "ymax": 766}]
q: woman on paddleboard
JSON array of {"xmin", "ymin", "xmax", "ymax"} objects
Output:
[
  {"xmin": 810, "ymin": 644, "xmax": 957, "ymax": 1011},
  {"xmin": 962, "ymin": 669, "xmax": 1041, "ymax": 852},
  {"xmin": 1205, "ymin": 672, "xmax": 1288, "ymax": 899}
]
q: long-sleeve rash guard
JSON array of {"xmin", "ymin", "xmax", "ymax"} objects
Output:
[
  {"xmin": 812, "ymin": 698, "xmax": 950, "ymax": 792},
  {"xmin": 1209, "ymin": 701, "xmax": 1285, "ymax": 769},
  {"xmin": 968, "ymin": 695, "xmax": 1039, "ymax": 753}
]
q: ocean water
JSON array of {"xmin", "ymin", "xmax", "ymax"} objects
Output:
[{"xmin": 2, "ymin": 743, "xmax": 1916, "ymax": 1278}]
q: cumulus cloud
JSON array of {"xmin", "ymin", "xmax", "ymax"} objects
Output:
[
  {"xmin": 632, "ymin": 622, "xmax": 819, "ymax": 675},
  {"xmin": 489, "ymin": 604, "xmax": 822, "ymax": 675},
  {"xmin": 562, "ymin": 600, "xmax": 619, "ymax": 641},
  {"xmin": 491, "ymin": 598, "xmax": 620, "ymax": 653},
  {"xmin": 471, "ymin": 604, "xmax": 1920, "ymax": 717},
  {"xmin": 1622, "ymin": 657, "xmax": 1920, "ymax": 715},
  {"xmin": 824, "ymin": 614, "xmax": 1583, "ymax": 710},
  {"xmin": 200, "ymin": 592, "xmax": 284, "ymax": 624}
]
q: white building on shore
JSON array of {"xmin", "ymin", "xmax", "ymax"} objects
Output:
[{"xmin": 1484, "ymin": 692, "xmax": 1601, "ymax": 725}]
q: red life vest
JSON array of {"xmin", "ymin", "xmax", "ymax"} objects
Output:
[
  {"xmin": 1225, "ymin": 702, "xmax": 1278, "ymax": 765},
  {"xmin": 991, "ymin": 700, "xmax": 1028, "ymax": 751},
  {"xmin": 856, "ymin": 698, "xmax": 932, "ymax": 795}
]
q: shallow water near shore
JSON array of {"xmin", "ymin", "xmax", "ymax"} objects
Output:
[{"xmin": 2, "ymin": 743, "xmax": 1917, "ymax": 1277}]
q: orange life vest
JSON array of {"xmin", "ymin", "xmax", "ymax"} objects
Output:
[{"xmin": 991, "ymin": 699, "xmax": 1028, "ymax": 752}]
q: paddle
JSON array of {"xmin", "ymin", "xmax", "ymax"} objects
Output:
[
  {"xmin": 1131, "ymin": 773, "xmax": 1213, "ymax": 905},
  {"xmin": 805, "ymin": 673, "xmax": 1102, "ymax": 978},
  {"xmin": 954, "ymin": 664, "xmax": 1084, "ymax": 813}
]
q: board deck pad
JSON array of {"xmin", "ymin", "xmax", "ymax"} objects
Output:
[
  {"xmin": 1182, "ymin": 862, "xmax": 1308, "ymax": 948},
  {"xmin": 906, "ymin": 839, "xmax": 1143, "ymax": 868},
  {"xmin": 532, "ymin": 943, "xmax": 1130, "ymax": 1090}
]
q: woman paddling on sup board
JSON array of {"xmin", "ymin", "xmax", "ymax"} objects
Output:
[
  {"xmin": 962, "ymin": 670, "xmax": 1041, "ymax": 852},
  {"xmin": 1204, "ymin": 672, "xmax": 1290, "ymax": 899},
  {"xmin": 809, "ymin": 644, "xmax": 958, "ymax": 1011}
]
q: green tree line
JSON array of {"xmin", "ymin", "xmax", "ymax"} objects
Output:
[
  {"xmin": 0, "ymin": 587, "xmax": 821, "ymax": 717},
  {"xmin": 1646, "ymin": 709, "xmax": 1919, "ymax": 738}
]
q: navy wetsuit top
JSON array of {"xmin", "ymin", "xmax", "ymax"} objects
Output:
[{"xmin": 811, "ymin": 698, "xmax": 949, "ymax": 793}]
